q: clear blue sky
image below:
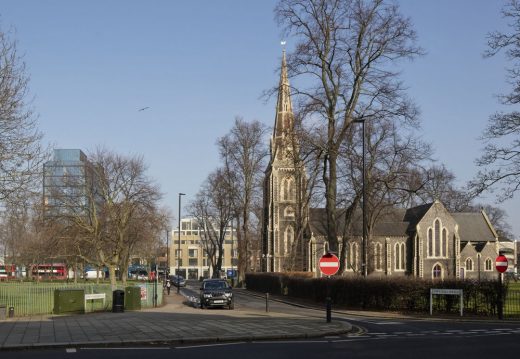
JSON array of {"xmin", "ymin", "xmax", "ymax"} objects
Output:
[{"xmin": 1, "ymin": 0, "xmax": 518, "ymax": 239}]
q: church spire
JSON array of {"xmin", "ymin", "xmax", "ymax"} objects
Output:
[{"xmin": 273, "ymin": 44, "xmax": 294, "ymax": 140}]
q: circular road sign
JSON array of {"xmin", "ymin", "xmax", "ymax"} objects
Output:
[
  {"xmin": 496, "ymin": 255, "xmax": 508, "ymax": 273},
  {"xmin": 319, "ymin": 253, "xmax": 340, "ymax": 276}
]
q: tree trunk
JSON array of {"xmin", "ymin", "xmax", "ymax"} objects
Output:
[
  {"xmin": 324, "ymin": 152, "xmax": 339, "ymax": 253},
  {"xmin": 108, "ymin": 265, "xmax": 117, "ymax": 290}
]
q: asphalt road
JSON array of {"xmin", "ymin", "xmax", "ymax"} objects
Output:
[{"xmin": 1, "ymin": 284, "xmax": 519, "ymax": 359}]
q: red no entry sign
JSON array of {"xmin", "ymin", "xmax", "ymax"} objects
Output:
[
  {"xmin": 496, "ymin": 255, "xmax": 508, "ymax": 273},
  {"xmin": 319, "ymin": 253, "xmax": 340, "ymax": 276}
]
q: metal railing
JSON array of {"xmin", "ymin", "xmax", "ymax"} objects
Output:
[{"xmin": 0, "ymin": 281, "xmax": 162, "ymax": 317}]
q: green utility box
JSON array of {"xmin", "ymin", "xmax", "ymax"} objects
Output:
[
  {"xmin": 124, "ymin": 286, "xmax": 141, "ymax": 311},
  {"xmin": 54, "ymin": 289, "xmax": 85, "ymax": 314}
]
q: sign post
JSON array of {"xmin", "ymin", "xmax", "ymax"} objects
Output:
[
  {"xmin": 319, "ymin": 253, "xmax": 340, "ymax": 323},
  {"xmin": 496, "ymin": 255, "xmax": 508, "ymax": 320}
]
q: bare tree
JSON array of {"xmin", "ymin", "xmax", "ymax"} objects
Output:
[
  {"xmin": 471, "ymin": 0, "xmax": 520, "ymax": 201},
  {"xmin": 217, "ymin": 118, "xmax": 268, "ymax": 281},
  {"xmin": 188, "ymin": 169, "xmax": 235, "ymax": 278},
  {"xmin": 50, "ymin": 149, "xmax": 163, "ymax": 288},
  {"xmin": 335, "ymin": 117, "xmax": 432, "ymax": 274},
  {"xmin": 275, "ymin": 0, "xmax": 422, "ymax": 253},
  {"xmin": 0, "ymin": 27, "xmax": 48, "ymax": 205}
]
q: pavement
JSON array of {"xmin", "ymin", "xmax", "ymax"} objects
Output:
[{"xmin": 0, "ymin": 289, "xmax": 352, "ymax": 350}]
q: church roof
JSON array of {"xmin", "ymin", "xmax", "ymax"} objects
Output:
[
  {"xmin": 308, "ymin": 203, "xmax": 498, "ymax": 243},
  {"xmin": 452, "ymin": 212, "xmax": 497, "ymax": 243},
  {"xmin": 308, "ymin": 207, "xmax": 410, "ymax": 238}
]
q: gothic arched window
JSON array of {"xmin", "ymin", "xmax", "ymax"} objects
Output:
[
  {"xmin": 350, "ymin": 243, "xmax": 359, "ymax": 271},
  {"xmin": 433, "ymin": 264, "xmax": 443, "ymax": 279},
  {"xmin": 284, "ymin": 206, "xmax": 295, "ymax": 217},
  {"xmin": 434, "ymin": 219, "xmax": 441, "ymax": 257},
  {"xmin": 281, "ymin": 178, "xmax": 294, "ymax": 201},
  {"xmin": 442, "ymin": 228, "xmax": 448, "ymax": 257},
  {"xmin": 428, "ymin": 228, "xmax": 433, "ymax": 257},
  {"xmin": 466, "ymin": 258, "xmax": 473, "ymax": 271},
  {"xmin": 374, "ymin": 243, "xmax": 383, "ymax": 271},
  {"xmin": 284, "ymin": 226, "xmax": 294, "ymax": 254},
  {"xmin": 485, "ymin": 258, "xmax": 493, "ymax": 271},
  {"xmin": 394, "ymin": 243, "xmax": 405, "ymax": 270}
]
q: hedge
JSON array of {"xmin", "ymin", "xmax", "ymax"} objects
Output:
[{"xmin": 245, "ymin": 272, "xmax": 505, "ymax": 316}]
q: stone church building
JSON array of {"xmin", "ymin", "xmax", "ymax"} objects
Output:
[{"xmin": 261, "ymin": 50, "xmax": 499, "ymax": 280}]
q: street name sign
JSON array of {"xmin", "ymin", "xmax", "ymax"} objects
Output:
[
  {"xmin": 495, "ymin": 255, "xmax": 508, "ymax": 273},
  {"xmin": 319, "ymin": 253, "xmax": 340, "ymax": 276}
]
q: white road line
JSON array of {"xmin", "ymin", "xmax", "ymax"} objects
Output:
[
  {"xmin": 65, "ymin": 348, "xmax": 76, "ymax": 353},
  {"xmin": 251, "ymin": 340, "xmax": 327, "ymax": 345},
  {"xmin": 81, "ymin": 347, "xmax": 171, "ymax": 350},
  {"xmin": 177, "ymin": 342, "xmax": 246, "ymax": 349}
]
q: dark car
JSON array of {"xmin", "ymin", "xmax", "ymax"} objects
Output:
[
  {"xmin": 170, "ymin": 275, "xmax": 186, "ymax": 287},
  {"xmin": 199, "ymin": 279, "xmax": 234, "ymax": 309}
]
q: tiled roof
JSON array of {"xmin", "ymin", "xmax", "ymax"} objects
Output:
[
  {"xmin": 451, "ymin": 212, "xmax": 497, "ymax": 243},
  {"xmin": 308, "ymin": 204, "xmax": 498, "ymax": 244}
]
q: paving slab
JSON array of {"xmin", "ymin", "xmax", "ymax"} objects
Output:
[{"xmin": 0, "ymin": 291, "xmax": 351, "ymax": 350}]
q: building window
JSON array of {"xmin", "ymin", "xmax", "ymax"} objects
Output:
[
  {"xmin": 428, "ymin": 219, "xmax": 448, "ymax": 259},
  {"xmin": 374, "ymin": 243, "xmax": 383, "ymax": 271},
  {"xmin": 428, "ymin": 228, "xmax": 433, "ymax": 257},
  {"xmin": 432, "ymin": 264, "xmax": 443, "ymax": 279},
  {"xmin": 442, "ymin": 228, "xmax": 447, "ymax": 257},
  {"xmin": 284, "ymin": 206, "xmax": 295, "ymax": 217},
  {"xmin": 485, "ymin": 258, "xmax": 493, "ymax": 271},
  {"xmin": 434, "ymin": 219, "xmax": 441, "ymax": 257},
  {"xmin": 188, "ymin": 258, "xmax": 198, "ymax": 266},
  {"xmin": 188, "ymin": 248, "xmax": 198, "ymax": 258},
  {"xmin": 466, "ymin": 258, "xmax": 473, "ymax": 271},
  {"xmin": 394, "ymin": 243, "xmax": 405, "ymax": 271},
  {"xmin": 284, "ymin": 226, "xmax": 294, "ymax": 254},
  {"xmin": 350, "ymin": 242, "xmax": 359, "ymax": 271}
]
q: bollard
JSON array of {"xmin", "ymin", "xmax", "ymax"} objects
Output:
[
  {"xmin": 8, "ymin": 306, "xmax": 14, "ymax": 318},
  {"xmin": 326, "ymin": 297, "xmax": 332, "ymax": 323},
  {"xmin": 266, "ymin": 292, "xmax": 269, "ymax": 313}
]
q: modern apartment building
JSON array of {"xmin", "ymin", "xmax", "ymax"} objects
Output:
[
  {"xmin": 171, "ymin": 218, "xmax": 237, "ymax": 280},
  {"xmin": 43, "ymin": 149, "xmax": 96, "ymax": 218}
]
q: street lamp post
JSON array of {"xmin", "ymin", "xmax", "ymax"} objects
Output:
[
  {"xmin": 177, "ymin": 193, "xmax": 185, "ymax": 294},
  {"xmin": 353, "ymin": 119, "xmax": 367, "ymax": 277},
  {"xmin": 165, "ymin": 228, "xmax": 169, "ymax": 284}
]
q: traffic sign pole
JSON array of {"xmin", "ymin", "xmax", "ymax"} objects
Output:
[{"xmin": 495, "ymin": 255, "xmax": 508, "ymax": 320}]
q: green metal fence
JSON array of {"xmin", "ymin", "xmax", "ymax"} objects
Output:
[{"xmin": 0, "ymin": 281, "xmax": 163, "ymax": 317}]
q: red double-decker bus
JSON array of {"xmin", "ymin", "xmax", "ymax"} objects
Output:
[
  {"xmin": 0, "ymin": 264, "xmax": 16, "ymax": 280},
  {"xmin": 31, "ymin": 263, "xmax": 67, "ymax": 280}
]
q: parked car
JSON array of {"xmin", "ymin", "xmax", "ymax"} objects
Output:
[
  {"xmin": 199, "ymin": 278, "xmax": 234, "ymax": 309},
  {"xmin": 505, "ymin": 272, "xmax": 519, "ymax": 282},
  {"xmin": 170, "ymin": 275, "xmax": 186, "ymax": 287}
]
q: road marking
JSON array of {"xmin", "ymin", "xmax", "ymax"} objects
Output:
[
  {"xmin": 177, "ymin": 342, "xmax": 246, "ymax": 349},
  {"xmin": 65, "ymin": 348, "xmax": 76, "ymax": 353},
  {"xmin": 81, "ymin": 347, "xmax": 170, "ymax": 350}
]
